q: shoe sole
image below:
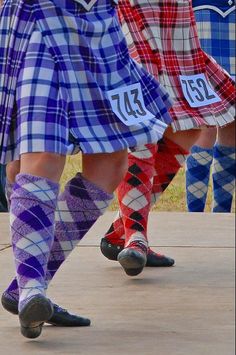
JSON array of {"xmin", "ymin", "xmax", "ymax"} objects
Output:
[
  {"xmin": 118, "ymin": 250, "xmax": 146, "ymax": 276},
  {"xmin": 19, "ymin": 296, "xmax": 53, "ymax": 339}
]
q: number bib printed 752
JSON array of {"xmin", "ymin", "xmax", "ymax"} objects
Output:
[
  {"xmin": 179, "ymin": 74, "xmax": 221, "ymax": 108},
  {"xmin": 107, "ymin": 83, "xmax": 155, "ymax": 126}
]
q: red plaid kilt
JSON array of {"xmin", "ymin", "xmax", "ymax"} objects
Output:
[{"xmin": 118, "ymin": 0, "xmax": 235, "ymax": 131}]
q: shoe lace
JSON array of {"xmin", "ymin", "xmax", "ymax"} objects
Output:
[
  {"xmin": 128, "ymin": 241, "xmax": 148, "ymax": 253},
  {"xmin": 148, "ymin": 248, "xmax": 164, "ymax": 257},
  {"xmin": 54, "ymin": 304, "xmax": 68, "ymax": 313}
]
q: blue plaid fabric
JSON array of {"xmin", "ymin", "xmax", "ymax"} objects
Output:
[
  {"xmin": 0, "ymin": 0, "xmax": 172, "ymax": 164},
  {"xmin": 193, "ymin": 6, "xmax": 236, "ymax": 80},
  {"xmin": 0, "ymin": 164, "xmax": 7, "ymax": 212}
]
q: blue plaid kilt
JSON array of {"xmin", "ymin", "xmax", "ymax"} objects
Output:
[
  {"xmin": 193, "ymin": 6, "xmax": 236, "ymax": 80},
  {"xmin": 0, "ymin": 0, "xmax": 172, "ymax": 164}
]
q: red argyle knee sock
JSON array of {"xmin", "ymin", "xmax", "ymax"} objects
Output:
[
  {"xmin": 104, "ymin": 138, "xmax": 188, "ymax": 249},
  {"xmin": 116, "ymin": 144, "xmax": 157, "ymax": 250},
  {"xmin": 151, "ymin": 138, "xmax": 189, "ymax": 205},
  {"xmin": 104, "ymin": 145, "xmax": 157, "ymax": 246},
  {"xmin": 104, "ymin": 211, "xmax": 125, "ymax": 246}
]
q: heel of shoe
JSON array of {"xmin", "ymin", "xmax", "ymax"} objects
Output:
[
  {"xmin": 118, "ymin": 248, "xmax": 147, "ymax": 276},
  {"xmin": 19, "ymin": 295, "xmax": 53, "ymax": 339}
]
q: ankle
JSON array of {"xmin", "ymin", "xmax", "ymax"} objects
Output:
[
  {"xmin": 126, "ymin": 240, "xmax": 148, "ymax": 255},
  {"xmin": 19, "ymin": 290, "xmax": 46, "ymax": 312},
  {"xmin": 104, "ymin": 234, "xmax": 125, "ymax": 246}
]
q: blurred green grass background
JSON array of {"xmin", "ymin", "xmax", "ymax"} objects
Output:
[{"xmin": 61, "ymin": 155, "xmax": 235, "ymax": 213}]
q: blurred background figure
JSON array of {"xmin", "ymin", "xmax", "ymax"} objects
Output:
[{"xmin": 186, "ymin": 0, "xmax": 236, "ymax": 212}]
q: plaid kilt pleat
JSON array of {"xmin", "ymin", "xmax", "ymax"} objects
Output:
[
  {"xmin": 0, "ymin": 0, "xmax": 172, "ymax": 164},
  {"xmin": 193, "ymin": 7, "xmax": 236, "ymax": 81},
  {"xmin": 118, "ymin": 0, "xmax": 235, "ymax": 132}
]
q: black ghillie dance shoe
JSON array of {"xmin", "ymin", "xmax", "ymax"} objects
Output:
[
  {"xmin": 19, "ymin": 295, "xmax": 53, "ymax": 339},
  {"xmin": 1, "ymin": 293, "xmax": 91, "ymax": 327},
  {"xmin": 117, "ymin": 241, "xmax": 147, "ymax": 276},
  {"xmin": 100, "ymin": 237, "xmax": 175, "ymax": 267}
]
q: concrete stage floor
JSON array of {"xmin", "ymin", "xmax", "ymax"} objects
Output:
[{"xmin": 0, "ymin": 212, "xmax": 235, "ymax": 355}]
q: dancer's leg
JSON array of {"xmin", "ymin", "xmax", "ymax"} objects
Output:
[
  {"xmin": 107, "ymin": 129, "xmax": 199, "ymax": 275},
  {"xmin": 3, "ymin": 168, "xmax": 109, "ymax": 327},
  {"xmin": 186, "ymin": 128, "xmax": 216, "ymax": 212},
  {"xmin": 212, "ymin": 121, "xmax": 235, "ymax": 212},
  {"xmin": 11, "ymin": 152, "xmax": 64, "ymax": 338},
  {"xmin": 4, "ymin": 151, "xmax": 127, "ymax": 309},
  {"xmin": 102, "ymin": 129, "xmax": 200, "ymax": 266},
  {"xmin": 150, "ymin": 128, "xmax": 193, "ymax": 205},
  {"xmin": 43, "ymin": 150, "xmax": 128, "ymax": 283},
  {"xmin": 101, "ymin": 145, "xmax": 158, "ymax": 263},
  {"xmin": 4, "ymin": 161, "xmax": 20, "ymax": 208},
  {"xmin": 116, "ymin": 144, "xmax": 157, "ymax": 275}
]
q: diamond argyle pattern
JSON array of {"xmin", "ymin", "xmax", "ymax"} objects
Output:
[
  {"xmin": 10, "ymin": 174, "xmax": 59, "ymax": 311},
  {"xmin": 4, "ymin": 172, "xmax": 113, "ymax": 302},
  {"xmin": 116, "ymin": 144, "xmax": 157, "ymax": 248},
  {"xmin": 151, "ymin": 138, "xmax": 188, "ymax": 205},
  {"xmin": 104, "ymin": 139, "xmax": 188, "ymax": 250},
  {"xmin": 104, "ymin": 211, "xmax": 126, "ymax": 246},
  {"xmin": 45, "ymin": 173, "xmax": 113, "ymax": 284},
  {"xmin": 212, "ymin": 144, "xmax": 235, "ymax": 212},
  {"xmin": 186, "ymin": 145, "xmax": 213, "ymax": 212}
]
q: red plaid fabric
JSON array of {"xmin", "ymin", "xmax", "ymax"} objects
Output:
[{"xmin": 118, "ymin": 0, "xmax": 235, "ymax": 131}]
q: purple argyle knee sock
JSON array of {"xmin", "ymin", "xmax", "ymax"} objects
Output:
[
  {"xmin": 3, "ymin": 173, "xmax": 113, "ymax": 303},
  {"xmin": 45, "ymin": 172, "xmax": 114, "ymax": 284},
  {"xmin": 10, "ymin": 173, "xmax": 59, "ymax": 311}
]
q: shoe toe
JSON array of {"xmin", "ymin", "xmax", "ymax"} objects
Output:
[
  {"xmin": 146, "ymin": 252, "xmax": 175, "ymax": 267},
  {"xmin": 47, "ymin": 305, "xmax": 91, "ymax": 327},
  {"xmin": 118, "ymin": 248, "xmax": 147, "ymax": 276},
  {"xmin": 19, "ymin": 295, "xmax": 53, "ymax": 339}
]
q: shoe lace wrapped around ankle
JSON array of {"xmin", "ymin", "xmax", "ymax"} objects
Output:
[
  {"xmin": 128, "ymin": 241, "xmax": 148, "ymax": 254},
  {"xmin": 54, "ymin": 304, "xmax": 68, "ymax": 313},
  {"xmin": 148, "ymin": 247, "xmax": 164, "ymax": 257}
]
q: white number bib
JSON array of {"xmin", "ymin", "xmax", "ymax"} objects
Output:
[
  {"xmin": 179, "ymin": 74, "xmax": 221, "ymax": 108},
  {"xmin": 107, "ymin": 83, "xmax": 155, "ymax": 126}
]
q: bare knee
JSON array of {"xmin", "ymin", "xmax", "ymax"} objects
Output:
[
  {"xmin": 194, "ymin": 128, "xmax": 217, "ymax": 148},
  {"xmin": 165, "ymin": 127, "xmax": 202, "ymax": 151},
  {"xmin": 20, "ymin": 152, "xmax": 66, "ymax": 183},
  {"xmin": 6, "ymin": 160, "xmax": 21, "ymax": 184},
  {"xmin": 82, "ymin": 150, "xmax": 128, "ymax": 193},
  {"xmin": 112, "ymin": 151, "xmax": 129, "ymax": 183},
  {"xmin": 217, "ymin": 121, "xmax": 235, "ymax": 147}
]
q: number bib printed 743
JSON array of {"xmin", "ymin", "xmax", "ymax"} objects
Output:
[
  {"xmin": 107, "ymin": 83, "xmax": 155, "ymax": 126},
  {"xmin": 179, "ymin": 74, "xmax": 221, "ymax": 108}
]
